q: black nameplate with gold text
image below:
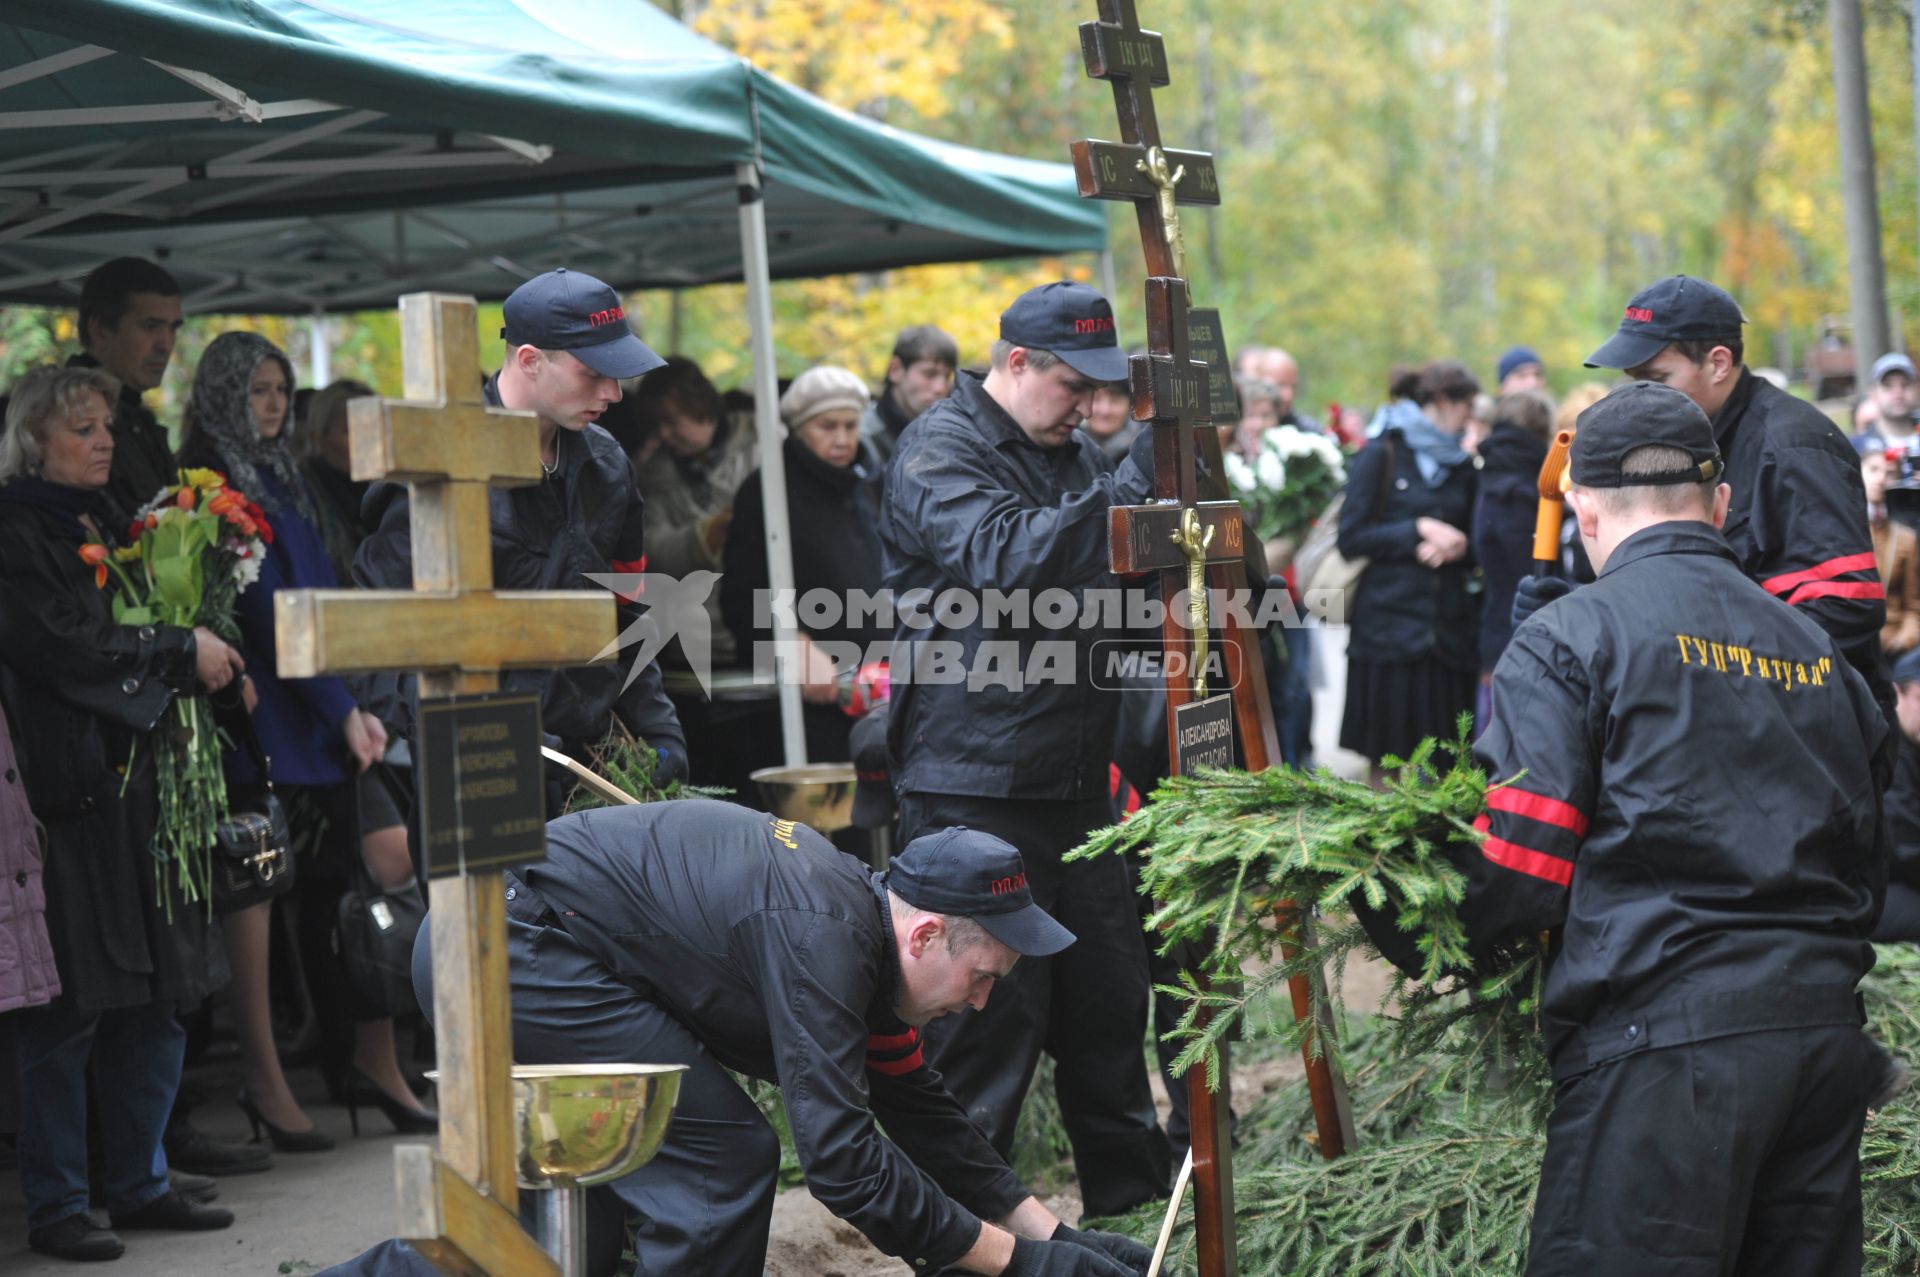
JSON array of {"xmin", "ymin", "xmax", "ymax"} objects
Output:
[
  {"xmin": 1187, "ymin": 307, "xmax": 1239, "ymax": 426},
  {"xmin": 1172, "ymin": 693, "xmax": 1237, "ymax": 775},
  {"xmin": 417, "ymin": 692, "xmax": 547, "ymax": 878}
]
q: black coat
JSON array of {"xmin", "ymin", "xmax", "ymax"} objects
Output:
[
  {"xmin": 516, "ymin": 800, "xmax": 1029, "ymax": 1270},
  {"xmin": 878, "ymin": 372, "xmax": 1150, "ymax": 801},
  {"xmin": 1471, "ymin": 423, "xmax": 1549, "ymax": 671},
  {"xmin": 1713, "ymin": 369, "xmax": 1891, "ymax": 725},
  {"xmin": 1337, "ymin": 428, "xmax": 1480, "ymax": 669},
  {"xmin": 66, "ymin": 353, "xmax": 176, "ymax": 525},
  {"xmin": 352, "ymin": 375, "xmax": 684, "ymax": 755},
  {"xmin": 1467, "ymin": 522, "xmax": 1888, "ymax": 1071},
  {"xmin": 0, "ymin": 496, "xmax": 208, "ymax": 1012},
  {"xmin": 1888, "ymin": 734, "xmax": 1920, "ymax": 891}
]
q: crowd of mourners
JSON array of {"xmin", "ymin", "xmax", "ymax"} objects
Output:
[{"xmin": 2, "ymin": 254, "xmax": 1917, "ymax": 1276}]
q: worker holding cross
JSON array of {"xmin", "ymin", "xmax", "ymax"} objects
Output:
[{"xmin": 352, "ymin": 268, "xmax": 687, "ymax": 794}]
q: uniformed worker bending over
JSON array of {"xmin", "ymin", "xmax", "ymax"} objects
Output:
[
  {"xmin": 389, "ymin": 800, "xmax": 1151, "ymax": 1277},
  {"xmin": 1465, "ymin": 383, "xmax": 1890, "ymax": 1275}
]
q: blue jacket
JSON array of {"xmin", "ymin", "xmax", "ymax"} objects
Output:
[{"xmin": 231, "ymin": 471, "xmax": 358, "ymax": 785}]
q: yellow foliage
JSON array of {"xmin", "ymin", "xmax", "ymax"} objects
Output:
[{"xmin": 693, "ymin": 0, "xmax": 1012, "ymax": 120}]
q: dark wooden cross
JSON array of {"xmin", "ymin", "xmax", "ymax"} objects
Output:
[
  {"xmin": 1075, "ymin": 5, "xmax": 1356, "ymax": 1273},
  {"xmin": 276, "ymin": 294, "xmax": 617, "ymax": 1276}
]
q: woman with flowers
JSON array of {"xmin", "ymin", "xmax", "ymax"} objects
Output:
[
  {"xmin": 180, "ymin": 332, "xmax": 434, "ymax": 1152},
  {"xmin": 0, "ymin": 365, "xmax": 244, "ymax": 1260}
]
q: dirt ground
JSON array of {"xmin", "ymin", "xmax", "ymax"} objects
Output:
[{"xmin": 764, "ymin": 956, "xmax": 1396, "ymax": 1277}]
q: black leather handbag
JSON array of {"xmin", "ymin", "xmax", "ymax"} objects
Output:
[
  {"xmin": 211, "ymin": 708, "xmax": 296, "ymax": 916},
  {"xmin": 334, "ymin": 764, "xmax": 426, "ymax": 1017}
]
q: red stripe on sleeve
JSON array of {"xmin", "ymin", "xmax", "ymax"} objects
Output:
[
  {"xmin": 866, "ymin": 1029, "xmax": 918, "ymax": 1052},
  {"xmin": 1784, "ymin": 579, "xmax": 1886, "ymax": 605},
  {"xmin": 1761, "ymin": 552, "xmax": 1877, "ymax": 597},
  {"xmin": 866, "ymin": 1048, "xmax": 925, "ymax": 1076},
  {"xmin": 611, "ymin": 555, "xmax": 648, "ymax": 575},
  {"xmin": 1487, "ymin": 787, "xmax": 1590, "ymax": 837},
  {"xmin": 1481, "ymin": 835, "xmax": 1575, "ymax": 887}
]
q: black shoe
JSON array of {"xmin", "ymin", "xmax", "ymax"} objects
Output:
[
  {"xmin": 109, "ymin": 1189, "xmax": 235, "ymax": 1232},
  {"xmin": 167, "ymin": 1169, "xmax": 218, "ymax": 1202},
  {"xmin": 1867, "ymin": 1037, "xmax": 1914, "ymax": 1110},
  {"xmin": 236, "ymin": 1088, "xmax": 336, "ymax": 1153},
  {"xmin": 344, "ymin": 1067, "xmax": 440, "ymax": 1137},
  {"xmin": 164, "ymin": 1121, "xmax": 273, "ymax": 1176},
  {"xmin": 28, "ymin": 1214, "xmax": 125, "ymax": 1262}
]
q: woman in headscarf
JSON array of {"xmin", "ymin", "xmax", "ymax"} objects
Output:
[
  {"xmin": 180, "ymin": 333, "xmax": 434, "ymax": 1151},
  {"xmin": 1336, "ymin": 359, "xmax": 1482, "ymax": 782}
]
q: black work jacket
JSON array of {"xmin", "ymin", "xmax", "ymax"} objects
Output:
[
  {"xmin": 0, "ymin": 499, "xmax": 207, "ymax": 1012},
  {"xmin": 67, "ymin": 353, "xmax": 176, "ymax": 522},
  {"xmin": 352, "ymin": 374, "xmax": 683, "ymax": 754},
  {"xmin": 1337, "ymin": 428, "xmax": 1480, "ymax": 668},
  {"xmin": 1471, "ymin": 424, "xmax": 1549, "ymax": 671},
  {"xmin": 515, "ymin": 800, "xmax": 1028, "ymax": 1269},
  {"xmin": 1713, "ymin": 369, "xmax": 1893, "ymax": 724},
  {"xmin": 1469, "ymin": 522, "xmax": 1888, "ymax": 1074},
  {"xmin": 1887, "ymin": 735, "xmax": 1920, "ymax": 891},
  {"xmin": 879, "ymin": 372, "xmax": 1149, "ymax": 801}
]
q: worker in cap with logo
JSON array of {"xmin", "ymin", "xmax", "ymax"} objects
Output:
[
  {"xmin": 1517, "ymin": 275, "xmax": 1891, "ymax": 737},
  {"xmin": 1442, "ymin": 382, "xmax": 1892, "ymax": 1276},
  {"xmin": 353, "ymin": 268, "xmax": 688, "ymax": 794},
  {"xmin": 878, "ymin": 280, "xmax": 1174, "ymax": 1220},
  {"xmin": 316, "ymin": 800, "xmax": 1151, "ymax": 1277}
]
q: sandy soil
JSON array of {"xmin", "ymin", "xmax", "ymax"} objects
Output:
[{"xmin": 765, "ymin": 954, "xmax": 1396, "ymax": 1276}]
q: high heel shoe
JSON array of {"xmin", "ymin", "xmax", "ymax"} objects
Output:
[
  {"xmin": 343, "ymin": 1067, "xmax": 440, "ymax": 1137},
  {"xmin": 235, "ymin": 1088, "xmax": 336, "ymax": 1153}
]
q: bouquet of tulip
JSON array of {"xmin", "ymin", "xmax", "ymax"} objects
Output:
[
  {"xmin": 1223, "ymin": 425, "xmax": 1348, "ymax": 543},
  {"xmin": 82, "ymin": 468, "xmax": 272, "ymax": 912}
]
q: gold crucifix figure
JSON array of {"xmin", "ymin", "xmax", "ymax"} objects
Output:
[
  {"xmin": 1136, "ymin": 144, "xmax": 1189, "ymax": 282},
  {"xmin": 1171, "ymin": 505, "xmax": 1214, "ymax": 696}
]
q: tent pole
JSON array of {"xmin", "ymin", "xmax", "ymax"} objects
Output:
[
  {"xmin": 1099, "ymin": 249, "xmax": 1118, "ymax": 311},
  {"xmin": 307, "ymin": 308, "xmax": 330, "ymax": 389},
  {"xmin": 737, "ymin": 161, "xmax": 807, "ymax": 767}
]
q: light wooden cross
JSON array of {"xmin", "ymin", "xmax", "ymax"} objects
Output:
[
  {"xmin": 276, "ymin": 293, "xmax": 614, "ymax": 1276},
  {"xmin": 1074, "ymin": 5, "xmax": 1356, "ymax": 1274}
]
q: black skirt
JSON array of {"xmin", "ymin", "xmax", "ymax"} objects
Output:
[{"xmin": 1339, "ymin": 654, "xmax": 1477, "ymax": 765}]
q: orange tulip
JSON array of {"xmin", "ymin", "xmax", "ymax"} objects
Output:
[
  {"xmin": 94, "ymin": 563, "xmax": 107, "ymax": 589},
  {"xmin": 175, "ymin": 486, "xmax": 195, "ymax": 511},
  {"xmin": 207, "ymin": 490, "xmax": 241, "ymax": 516},
  {"xmin": 78, "ymin": 543, "xmax": 108, "ymax": 565}
]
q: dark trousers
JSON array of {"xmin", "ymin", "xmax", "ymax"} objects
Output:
[
  {"xmin": 14, "ymin": 1001, "xmax": 181, "ymax": 1228},
  {"xmin": 1872, "ymin": 882, "xmax": 1920, "ymax": 942},
  {"xmin": 411, "ymin": 888, "xmax": 780, "ymax": 1277},
  {"xmin": 1527, "ymin": 1025, "xmax": 1868, "ymax": 1277},
  {"xmin": 898, "ymin": 792, "xmax": 1170, "ymax": 1217}
]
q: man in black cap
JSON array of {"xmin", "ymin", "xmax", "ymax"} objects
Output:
[
  {"xmin": 354, "ymin": 267, "xmax": 688, "ymax": 787},
  {"xmin": 879, "ymin": 280, "xmax": 1172, "ymax": 1220},
  {"xmin": 1529, "ymin": 275, "xmax": 1891, "ymax": 727},
  {"xmin": 1456, "ymin": 382, "xmax": 1890, "ymax": 1276},
  {"xmin": 395, "ymin": 800, "xmax": 1151, "ymax": 1277}
]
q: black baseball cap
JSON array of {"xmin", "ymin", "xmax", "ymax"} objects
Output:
[
  {"xmin": 849, "ymin": 704, "xmax": 894, "ymax": 832},
  {"xmin": 1585, "ymin": 275, "xmax": 1746, "ymax": 371},
  {"xmin": 883, "ymin": 827, "xmax": 1075, "ymax": 957},
  {"xmin": 501, "ymin": 268, "xmax": 667, "ymax": 379},
  {"xmin": 998, "ymin": 281, "xmax": 1128, "ymax": 383},
  {"xmin": 1570, "ymin": 381, "xmax": 1724, "ymax": 489}
]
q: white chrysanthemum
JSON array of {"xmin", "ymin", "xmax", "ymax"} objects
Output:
[
  {"xmin": 1256, "ymin": 449, "xmax": 1286, "ymax": 489},
  {"xmin": 1224, "ymin": 452, "xmax": 1258, "ymax": 494}
]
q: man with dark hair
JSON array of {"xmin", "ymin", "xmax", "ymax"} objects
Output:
[
  {"xmin": 329, "ymin": 802, "xmax": 1151, "ymax": 1277},
  {"xmin": 880, "ymin": 280, "xmax": 1171, "ymax": 1223},
  {"xmin": 354, "ymin": 267, "xmax": 687, "ymax": 785},
  {"xmin": 1458, "ymin": 382, "xmax": 1890, "ymax": 1275},
  {"xmin": 1520, "ymin": 275, "xmax": 1890, "ymax": 726},
  {"xmin": 861, "ymin": 323, "xmax": 958, "ymax": 467},
  {"xmin": 70, "ymin": 256, "xmax": 183, "ymax": 516}
]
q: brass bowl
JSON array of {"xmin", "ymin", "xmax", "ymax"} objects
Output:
[
  {"xmin": 430, "ymin": 1064, "xmax": 687, "ymax": 1189},
  {"xmin": 750, "ymin": 762, "xmax": 856, "ymax": 833}
]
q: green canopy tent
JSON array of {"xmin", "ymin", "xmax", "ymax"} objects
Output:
[{"xmin": 0, "ymin": 0, "xmax": 1111, "ymax": 765}]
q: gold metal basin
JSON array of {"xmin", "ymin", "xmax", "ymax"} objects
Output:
[{"xmin": 750, "ymin": 762, "xmax": 856, "ymax": 832}]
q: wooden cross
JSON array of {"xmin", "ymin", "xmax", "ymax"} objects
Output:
[
  {"xmin": 1070, "ymin": 0, "xmax": 1220, "ymax": 284},
  {"xmin": 276, "ymin": 294, "xmax": 615, "ymax": 1276},
  {"xmin": 1075, "ymin": 6, "xmax": 1356, "ymax": 1275}
]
